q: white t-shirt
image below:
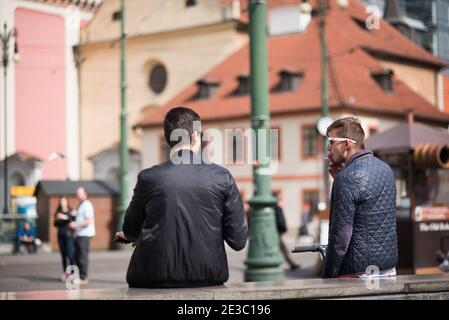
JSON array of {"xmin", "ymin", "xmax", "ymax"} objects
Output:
[{"xmin": 76, "ymin": 200, "xmax": 96, "ymax": 237}]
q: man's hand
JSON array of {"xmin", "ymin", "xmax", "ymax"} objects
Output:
[
  {"xmin": 115, "ymin": 231, "xmax": 136, "ymax": 246},
  {"xmin": 328, "ymin": 161, "xmax": 345, "ymax": 178},
  {"xmin": 115, "ymin": 231, "xmax": 127, "ymax": 240},
  {"xmin": 68, "ymin": 221, "xmax": 77, "ymax": 230}
]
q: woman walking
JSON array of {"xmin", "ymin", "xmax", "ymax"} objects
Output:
[{"xmin": 54, "ymin": 196, "xmax": 76, "ymax": 282}]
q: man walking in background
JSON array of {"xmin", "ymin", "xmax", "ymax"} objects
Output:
[{"xmin": 71, "ymin": 187, "xmax": 96, "ymax": 284}]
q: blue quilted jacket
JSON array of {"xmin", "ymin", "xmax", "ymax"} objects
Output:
[{"xmin": 322, "ymin": 150, "xmax": 398, "ymax": 278}]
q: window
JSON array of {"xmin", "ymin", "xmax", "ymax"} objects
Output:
[
  {"xmin": 160, "ymin": 135, "xmax": 171, "ymax": 163},
  {"xmin": 112, "ymin": 10, "xmax": 121, "ymax": 21},
  {"xmin": 275, "ymin": 69, "xmax": 303, "ymax": 92},
  {"xmin": 371, "ymin": 69, "xmax": 394, "ymax": 93},
  {"xmin": 196, "ymin": 79, "xmax": 219, "ymax": 100},
  {"xmin": 302, "ymin": 125, "xmax": 319, "ymax": 158},
  {"xmin": 352, "ymin": 17, "xmax": 370, "ymax": 33},
  {"xmin": 149, "ymin": 64, "xmax": 168, "ymax": 94},
  {"xmin": 235, "ymin": 75, "xmax": 250, "ymax": 96}
]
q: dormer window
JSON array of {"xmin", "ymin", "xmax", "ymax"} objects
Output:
[
  {"xmin": 352, "ymin": 18, "xmax": 370, "ymax": 33},
  {"xmin": 371, "ymin": 69, "xmax": 394, "ymax": 93},
  {"xmin": 275, "ymin": 69, "xmax": 303, "ymax": 92},
  {"xmin": 196, "ymin": 79, "xmax": 219, "ymax": 99},
  {"xmin": 235, "ymin": 74, "xmax": 250, "ymax": 96}
]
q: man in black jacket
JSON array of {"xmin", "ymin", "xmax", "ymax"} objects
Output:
[
  {"xmin": 323, "ymin": 117, "xmax": 398, "ymax": 278},
  {"xmin": 115, "ymin": 106, "xmax": 248, "ymax": 288}
]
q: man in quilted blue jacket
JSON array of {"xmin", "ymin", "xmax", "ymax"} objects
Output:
[{"xmin": 322, "ymin": 117, "xmax": 398, "ymax": 278}]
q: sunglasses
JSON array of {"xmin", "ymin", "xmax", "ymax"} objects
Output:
[{"xmin": 327, "ymin": 137, "xmax": 357, "ymax": 145}]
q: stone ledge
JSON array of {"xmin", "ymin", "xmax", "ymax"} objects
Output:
[{"xmin": 1, "ymin": 274, "xmax": 449, "ymax": 300}]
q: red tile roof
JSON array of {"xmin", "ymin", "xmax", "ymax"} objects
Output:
[
  {"xmin": 28, "ymin": 0, "xmax": 102, "ymax": 12},
  {"xmin": 138, "ymin": 0, "xmax": 449, "ymax": 128}
]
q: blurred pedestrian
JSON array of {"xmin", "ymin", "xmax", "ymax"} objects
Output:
[
  {"xmin": 298, "ymin": 201, "xmax": 311, "ymax": 237},
  {"xmin": 71, "ymin": 187, "xmax": 96, "ymax": 284},
  {"xmin": 13, "ymin": 222, "xmax": 37, "ymax": 254},
  {"xmin": 275, "ymin": 194, "xmax": 300, "ymax": 271},
  {"xmin": 54, "ymin": 196, "xmax": 76, "ymax": 282}
]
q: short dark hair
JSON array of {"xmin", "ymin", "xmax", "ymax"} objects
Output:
[
  {"xmin": 326, "ymin": 117, "xmax": 365, "ymax": 149},
  {"xmin": 163, "ymin": 106, "xmax": 201, "ymax": 148}
]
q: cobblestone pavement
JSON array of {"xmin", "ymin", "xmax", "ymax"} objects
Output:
[{"xmin": 0, "ymin": 235, "xmax": 321, "ymax": 292}]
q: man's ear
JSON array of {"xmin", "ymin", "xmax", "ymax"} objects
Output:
[
  {"xmin": 191, "ymin": 130, "xmax": 199, "ymax": 144},
  {"xmin": 191, "ymin": 131, "xmax": 201, "ymax": 151}
]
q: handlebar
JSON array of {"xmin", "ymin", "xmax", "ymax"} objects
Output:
[{"xmin": 291, "ymin": 244, "xmax": 327, "ymax": 260}]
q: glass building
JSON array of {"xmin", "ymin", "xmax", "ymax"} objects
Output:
[{"xmin": 361, "ymin": 0, "xmax": 449, "ymax": 68}]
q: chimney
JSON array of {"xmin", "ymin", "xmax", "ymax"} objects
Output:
[
  {"xmin": 406, "ymin": 109, "xmax": 414, "ymax": 124},
  {"xmin": 384, "ymin": 0, "xmax": 405, "ymax": 21}
]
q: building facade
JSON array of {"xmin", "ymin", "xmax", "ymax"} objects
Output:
[
  {"xmin": 78, "ymin": 0, "xmax": 248, "ymax": 195},
  {"xmin": 136, "ymin": 0, "xmax": 449, "ymax": 234},
  {"xmin": 0, "ymin": 0, "xmax": 101, "ymax": 212},
  {"xmin": 363, "ymin": 0, "xmax": 449, "ymax": 67}
]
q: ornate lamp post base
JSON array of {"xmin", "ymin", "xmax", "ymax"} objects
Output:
[{"xmin": 244, "ymin": 197, "xmax": 284, "ymax": 282}]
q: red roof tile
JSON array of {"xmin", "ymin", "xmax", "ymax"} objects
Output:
[{"xmin": 138, "ymin": 0, "xmax": 449, "ymax": 128}]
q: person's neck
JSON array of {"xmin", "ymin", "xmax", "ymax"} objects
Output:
[
  {"xmin": 170, "ymin": 145, "xmax": 193, "ymax": 158},
  {"xmin": 344, "ymin": 148, "xmax": 364, "ymax": 163}
]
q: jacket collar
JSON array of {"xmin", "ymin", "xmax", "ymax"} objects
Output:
[
  {"xmin": 345, "ymin": 149, "xmax": 373, "ymax": 167},
  {"xmin": 169, "ymin": 149, "xmax": 202, "ymax": 164}
]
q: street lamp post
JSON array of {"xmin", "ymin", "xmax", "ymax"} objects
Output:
[
  {"xmin": 1, "ymin": 23, "xmax": 18, "ymax": 214},
  {"xmin": 317, "ymin": 0, "xmax": 331, "ymax": 214},
  {"xmin": 117, "ymin": 0, "xmax": 129, "ymax": 234},
  {"xmin": 244, "ymin": 0, "xmax": 284, "ymax": 282}
]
